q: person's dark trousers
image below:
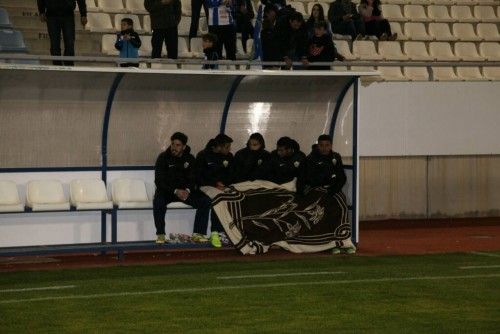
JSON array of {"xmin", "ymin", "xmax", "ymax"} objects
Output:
[
  {"xmin": 189, "ymin": 0, "xmax": 208, "ymax": 39},
  {"xmin": 46, "ymin": 15, "xmax": 76, "ymax": 66},
  {"xmin": 151, "ymin": 28, "xmax": 178, "ymax": 59},
  {"xmin": 333, "ymin": 19, "xmax": 365, "ymax": 40},
  {"xmin": 153, "ymin": 191, "xmax": 212, "ymax": 236},
  {"xmin": 210, "ymin": 210, "xmax": 224, "ymax": 233},
  {"xmin": 208, "ymin": 25, "xmax": 236, "ymax": 60},
  {"xmin": 365, "ymin": 19, "xmax": 392, "ymax": 39},
  {"xmin": 239, "ymin": 21, "xmax": 254, "ymax": 53}
]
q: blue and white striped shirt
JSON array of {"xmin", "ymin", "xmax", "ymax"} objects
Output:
[{"xmin": 206, "ymin": 0, "xmax": 235, "ymax": 26}]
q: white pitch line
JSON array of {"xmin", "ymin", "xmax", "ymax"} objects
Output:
[
  {"xmin": 459, "ymin": 265, "xmax": 500, "ymax": 270},
  {"xmin": 0, "ymin": 285, "xmax": 76, "ymax": 293},
  {"xmin": 217, "ymin": 271, "xmax": 346, "ymax": 280},
  {"xmin": 470, "ymin": 251, "xmax": 500, "ymax": 258},
  {"xmin": 1, "ymin": 274, "xmax": 499, "ymax": 305}
]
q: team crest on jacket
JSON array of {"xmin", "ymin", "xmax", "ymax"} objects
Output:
[
  {"xmin": 294, "ymin": 161, "xmax": 300, "ymax": 168},
  {"xmin": 332, "ymin": 158, "xmax": 337, "ymax": 165},
  {"xmin": 184, "ymin": 162, "xmax": 189, "ymax": 169},
  {"xmin": 223, "ymin": 160, "xmax": 229, "ymax": 167},
  {"xmin": 257, "ymin": 159, "xmax": 262, "ymax": 165}
]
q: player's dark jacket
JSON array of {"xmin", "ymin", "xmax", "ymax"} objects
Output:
[
  {"xmin": 266, "ymin": 149, "xmax": 306, "ymax": 186},
  {"xmin": 304, "ymin": 147, "xmax": 346, "ymax": 194},
  {"xmin": 196, "ymin": 140, "xmax": 234, "ymax": 187},
  {"xmin": 233, "ymin": 147, "xmax": 271, "ymax": 183},
  {"xmin": 154, "ymin": 146, "xmax": 196, "ymax": 197}
]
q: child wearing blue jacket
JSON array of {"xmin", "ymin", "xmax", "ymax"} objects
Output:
[{"xmin": 115, "ymin": 18, "xmax": 142, "ymax": 67}]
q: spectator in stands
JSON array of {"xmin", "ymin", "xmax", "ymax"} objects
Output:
[
  {"xmin": 261, "ymin": 5, "xmax": 281, "ymax": 69},
  {"xmin": 266, "ymin": 136, "xmax": 306, "ymax": 192},
  {"xmin": 328, "ymin": 0, "xmax": 365, "ymax": 40},
  {"xmin": 358, "ymin": 0, "xmax": 396, "ymax": 41},
  {"xmin": 234, "ymin": 0, "xmax": 255, "ymax": 53},
  {"xmin": 37, "ymin": 0, "xmax": 87, "ymax": 66},
  {"xmin": 153, "ymin": 132, "xmax": 213, "ymax": 245},
  {"xmin": 233, "ymin": 133, "xmax": 271, "ymax": 183},
  {"xmin": 275, "ymin": 12, "xmax": 308, "ymax": 69},
  {"xmin": 202, "ymin": 33, "xmax": 219, "ymax": 69},
  {"xmin": 307, "ymin": 21, "xmax": 344, "ymax": 70},
  {"xmin": 189, "ymin": 0, "xmax": 208, "ymax": 40},
  {"xmin": 261, "ymin": 0, "xmax": 286, "ymax": 10},
  {"xmin": 196, "ymin": 134, "xmax": 234, "ymax": 247},
  {"xmin": 115, "ymin": 18, "xmax": 142, "ymax": 67},
  {"xmin": 145, "ymin": 0, "xmax": 182, "ymax": 59},
  {"xmin": 306, "ymin": 4, "xmax": 332, "ymax": 38},
  {"xmin": 206, "ymin": 0, "xmax": 237, "ymax": 60},
  {"xmin": 303, "ymin": 134, "xmax": 354, "ymax": 254}
]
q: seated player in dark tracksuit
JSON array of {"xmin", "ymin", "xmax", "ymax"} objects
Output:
[
  {"xmin": 304, "ymin": 134, "xmax": 355, "ymax": 254},
  {"xmin": 266, "ymin": 136, "xmax": 306, "ymax": 192},
  {"xmin": 153, "ymin": 132, "xmax": 212, "ymax": 245},
  {"xmin": 195, "ymin": 134, "xmax": 235, "ymax": 247},
  {"xmin": 233, "ymin": 133, "xmax": 271, "ymax": 183}
]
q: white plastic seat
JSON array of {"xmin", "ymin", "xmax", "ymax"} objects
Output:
[
  {"xmin": 477, "ymin": 23, "xmax": 500, "ymax": 41},
  {"xmin": 482, "ymin": 67, "xmax": 500, "ymax": 80},
  {"xmin": 125, "ymin": 0, "xmax": 148, "ymax": 14},
  {"xmin": 405, "ymin": 23, "xmax": 433, "ymax": 41},
  {"xmin": 404, "ymin": 41, "xmax": 434, "ymax": 60},
  {"xmin": 474, "ymin": 6, "xmax": 498, "ymax": 22},
  {"xmin": 236, "ymin": 39, "xmax": 254, "ymax": 59},
  {"xmin": 453, "ymin": 23, "xmax": 482, "ymax": 41},
  {"xmin": 429, "ymin": 23, "xmax": 458, "ymax": 41},
  {"xmin": 454, "ymin": 42, "xmax": 486, "ymax": 60},
  {"xmin": 479, "ymin": 42, "xmax": 500, "ymax": 60},
  {"xmin": 433, "ymin": 0, "xmax": 456, "ymax": 4},
  {"xmin": 97, "ymin": 0, "xmax": 127, "ymax": 13},
  {"xmin": 178, "ymin": 37, "xmax": 191, "ymax": 57},
  {"xmin": 427, "ymin": 5, "xmax": 455, "ymax": 22},
  {"xmin": 190, "ymin": 37, "xmax": 204, "ymax": 58},
  {"xmin": 450, "ymin": 6, "xmax": 476, "ymax": 22},
  {"xmin": 378, "ymin": 67, "xmax": 406, "ymax": 81},
  {"xmin": 0, "ymin": 180, "xmax": 24, "ymax": 212},
  {"xmin": 167, "ymin": 202, "xmax": 193, "ymax": 209},
  {"xmin": 404, "ymin": 5, "xmax": 431, "ymax": 22},
  {"xmin": 102, "ymin": 34, "xmax": 119, "ymax": 55},
  {"xmin": 333, "ymin": 40, "xmax": 355, "ymax": 60},
  {"xmin": 27, "ymin": 180, "xmax": 70, "ymax": 211},
  {"xmin": 378, "ymin": 41, "xmax": 409, "ymax": 60},
  {"xmin": 429, "ymin": 42, "xmax": 457, "ymax": 60},
  {"xmin": 70, "ymin": 179, "xmax": 113, "ymax": 210},
  {"xmin": 86, "ymin": 13, "xmax": 114, "ymax": 32},
  {"xmin": 432, "ymin": 67, "xmax": 460, "ymax": 81},
  {"xmin": 178, "ymin": 16, "xmax": 191, "ymax": 36},
  {"xmin": 181, "ymin": 0, "xmax": 192, "ymax": 16},
  {"xmin": 139, "ymin": 35, "xmax": 153, "ymax": 56},
  {"xmin": 143, "ymin": 15, "xmax": 151, "ymax": 32},
  {"xmin": 114, "ymin": 14, "xmax": 143, "ymax": 32},
  {"xmin": 389, "ymin": 22, "xmax": 407, "ymax": 40},
  {"xmin": 199, "ymin": 17, "xmax": 208, "ymax": 33},
  {"xmin": 353, "ymin": 41, "xmax": 383, "ymax": 60},
  {"xmin": 112, "ymin": 179, "xmax": 152, "ymax": 209},
  {"xmin": 151, "ymin": 63, "xmax": 179, "ymax": 69},
  {"xmin": 456, "ymin": 67, "xmax": 486, "ymax": 80},
  {"xmin": 86, "ymin": 0, "xmax": 99, "ymax": 12},
  {"xmin": 381, "ymin": 5, "xmax": 405, "ymax": 21},
  {"xmin": 404, "ymin": 67, "xmax": 429, "ymax": 81},
  {"xmin": 289, "ymin": 2, "xmax": 307, "ymax": 17}
]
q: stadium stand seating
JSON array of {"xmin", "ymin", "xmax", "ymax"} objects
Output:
[
  {"xmin": 429, "ymin": 22, "xmax": 458, "ymax": 41},
  {"xmin": 0, "ymin": 180, "xmax": 24, "ymax": 213},
  {"xmin": 0, "ymin": 7, "xmax": 12, "ymax": 29},
  {"xmin": 453, "ymin": 23, "xmax": 482, "ymax": 41},
  {"xmin": 405, "ymin": 23, "xmax": 433, "ymax": 41},
  {"xmin": 353, "ymin": 41, "xmax": 383, "ymax": 60},
  {"xmin": 404, "ymin": 5, "xmax": 432, "ymax": 22},
  {"xmin": 97, "ymin": 0, "xmax": 127, "ymax": 14},
  {"xmin": 26, "ymin": 180, "xmax": 70, "ymax": 211},
  {"xmin": 112, "ymin": 178, "xmax": 152, "ymax": 209},
  {"xmin": 0, "ymin": 28, "xmax": 27, "ymax": 52},
  {"xmin": 455, "ymin": 42, "xmax": 485, "ymax": 60},
  {"xmin": 477, "ymin": 23, "xmax": 500, "ymax": 41},
  {"xmin": 125, "ymin": 0, "xmax": 148, "ymax": 15},
  {"xmin": 427, "ymin": 5, "xmax": 455, "ymax": 23},
  {"xmin": 379, "ymin": 41, "xmax": 409, "ymax": 61},
  {"xmin": 70, "ymin": 179, "xmax": 113, "ymax": 210}
]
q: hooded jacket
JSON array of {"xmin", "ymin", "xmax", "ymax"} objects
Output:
[
  {"xmin": 304, "ymin": 148, "xmax": 346, "ymax": 194},
  {"xmin": 37, "ymin": 0, "xmax": 87, "ymax": 18},
  {"xmin": 266, "ymin": 147, "xmax": 306, "ymax": 186},
  {"xmin": 196, "ymin": 140, "xmax": 234, "ymax": 187},
  {"xmin": 233, "ymin": 147, "xmax": 271, "ymax": 183},
  {"xmin": 154, "ymin": 146, "xmax": 196, "ymax": 197}
]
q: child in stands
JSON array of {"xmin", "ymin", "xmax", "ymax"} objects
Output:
[
  {"xmin": 202, "ymin": 33, "xmax": 219, "ymax": 69},
  {"xmin": 115, "ymin": 18, "xmax": 142, "ymax": 67},
  {"xmin": 307, "ymin": 21, "xmax": 344, "ymax": 70}
]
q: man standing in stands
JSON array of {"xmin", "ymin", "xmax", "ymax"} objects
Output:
[
  {"xmin": 145, "ymin": 0, "xmax": 182, "ymax": 59},
  {"xmin": 275, "ymin": 12, "xmax": 309, "ymax": 69},
  {"xmin": 206, "ymin": 0, "xmax": 237, "ymax": 60},
  {"xmin": 328, "ymin": 0, "xmax": 365, "ymax": 40},
  {"xmin": 196, "ymin": 134, "xmax": 234, "ymax": 247},
  {"xmin": 153, "ymin": 132, "xmax": 212, "ymax": 245},
  {"xmin": 266, "ymin": 136, "xmax": 306, "ymax": 192},
  {"xmin": 38, "ymin": 0, "xmax": 87, "ymax": 66},
  {"xmin": 304, "ymin": 134, "xmax": 355, "ymax": 254}
]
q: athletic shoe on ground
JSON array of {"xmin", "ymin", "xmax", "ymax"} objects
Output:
[
  {"xmin": 192, "ymin": 233, "xmax": 209, "ymax": 243},
  {"xmin": 210, "ymin": 232, "xmax": 222, "ymax": 248},
  {"xmin": 331, "ymin": 247, "xmax": 341, "ymax": 254},
  {"xmin": 169, "ymin": 233, "xmax": 180, "ymax": 244},
  {"xmin": 344, "ymin": 246, "xmax": 357, "ymax": 254},
  {"xmin": 219, "ymin": 232, "xmax": 230, "ymax": 246},
  {"xmin": 177, "ymin": 233, "xmax": 192, "ymax": 243},
  {"xmin": 155, "ymin": 234, "xmax": 166, "ymax": 244}
]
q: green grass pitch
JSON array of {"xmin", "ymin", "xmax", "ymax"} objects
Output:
[{"xmin": 0, "ymin": 252, "xmax": 499, "ymax": 333}]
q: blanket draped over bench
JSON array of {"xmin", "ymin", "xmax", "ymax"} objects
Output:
[{"xmin": 201, "ymin": 181, "xmax": 354, "ymax": 255}]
